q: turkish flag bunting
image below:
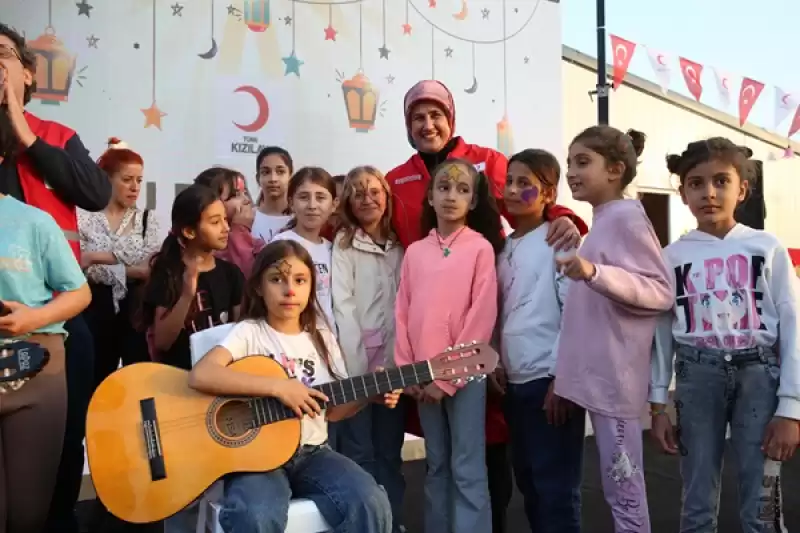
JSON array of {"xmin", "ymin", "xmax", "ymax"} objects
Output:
[
  {"xmin": 789, "ymin": 105, "xmax": 800, "ymax": 138},
  {"xmin": 609, "ymin": 35, "xmax": 636, "ymax": 90},
  {"xmin": 679, "ymin": 58, "xmax": 704, "ymax": 102},
  {"xmin": 738, "ymin": 78, "xmax": 765, "ymax": 126}
]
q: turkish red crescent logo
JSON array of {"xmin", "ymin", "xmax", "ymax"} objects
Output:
[
  {"xmin": 781, "ymin": 93, "xmax": 793, "ymax": 107},
  {"xmin": 656, "ymin": 54, "xmax": 667, "ymax": 66},
  {"xmin": 233, "ymin": 85, "xmax": 269, "ymax": 133}
]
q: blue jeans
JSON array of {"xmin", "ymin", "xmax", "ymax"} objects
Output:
[
  {"xmin": 674, "ymin": 345, "xmax": 787, "ymax": 533},
  {"xmin": 417, "ymin": 380, "xmax": 490, "ymax": 533},
  {"xmin": 335, "ymin": 400, "xmax": 408, "ymax": 533},
  {"xmin": 219, "ymin": 445, "xmax": 392, "ymax": 533},
  {"xmin": 504, "ymin": 378, "xmax": 585, "ymax": 533}
]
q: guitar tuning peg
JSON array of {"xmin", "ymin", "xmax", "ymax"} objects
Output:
[
  {"xmin": 457, "ymin": 343, "xmax": 465, "ymax": 349},
  {"xmin": 477, "ymin": 375, "xmax": 487, "ymax": 382},
  {"xmin": 452, "ymin": 378, "xmax": 463, "ymax": 386},
  {"xmin": 445, "ymin": 346, "xmax": 453, "ymax": 352},
  {"xmin": 471, "ymin": 340, "xmax": 478, "ymax": 345}
]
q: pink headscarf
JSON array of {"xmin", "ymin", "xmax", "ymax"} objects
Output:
[{"xmin": 403, "ymin": 80, "xmax": 456, "ymax": 148}]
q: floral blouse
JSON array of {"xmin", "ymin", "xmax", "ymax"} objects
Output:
[{"xmin": 77, "ymin": 207, "xmax": 161, "ymax": 312}]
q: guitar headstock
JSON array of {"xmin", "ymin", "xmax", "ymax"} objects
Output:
[
  {"xmin": 0, "ymin": 341, "xmax": 50, "ymax": 392},
  {"xmin": 429, "ymin": 341, "xmax": 498, "ymax": 386}
]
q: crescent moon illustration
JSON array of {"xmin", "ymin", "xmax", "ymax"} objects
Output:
[
  {"xmin": 657, "ymin": 54, "xmax": 666, "ymax": 66},
  {"xmin": 742, "ymin": 85, "xmax": 756, "ymax": 104},
  {"xmin": 685, "ymin": 66, "xmax": 697, "ymax": 82},
  {"xmin": 453, "ymin": 0, "xmax": 468, "ymax": 20},
  {"xmin": 233, "ymin": 86, "xmax": 269, "ymax": 133},
  {"xmin": 198, "ymin": 38, "xmax": 218, "ymax": 60},
  {"xmin": 782, "ymin": 94, "xmax": 792, "ymax": 106},
  {"xmin": 615, "ymin": 44, "xmax": 627, "ymax": 64},
  {"xmin": 464, "ymin": 76, "xmax": 478, "ymax": 94},
  {"xmin": 722, "ymin": 78, "xmax": 730, "ymax": 90}
]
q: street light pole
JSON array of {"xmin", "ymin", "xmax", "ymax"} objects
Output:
[{"xmin": 596, "ymin": 0, "xmax": 609, "ymax": 125}]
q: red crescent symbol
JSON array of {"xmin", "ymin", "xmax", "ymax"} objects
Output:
[
  {"xmin": 233, "ymin": 86, "xmax": 269, "ymax": 133},
  {"xmin": 657, "ymin": 54, "xmax": 666, "ymax": 66},
  {"xmin": 782, "ymin": 94, "xmax": 792, "ymax": 106},
  {"xmin": 722, "ymin": 78, "xmax": 729, "ymax": 90}
]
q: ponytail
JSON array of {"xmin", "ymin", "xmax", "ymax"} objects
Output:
[{"xmin": 141, "ymin": 233, "xmax": 186, "ymax": 326}]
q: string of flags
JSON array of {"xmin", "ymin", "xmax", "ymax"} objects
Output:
[{"xmin": 609, "ymin": 34, "xmax": 798, "ymax": 158}]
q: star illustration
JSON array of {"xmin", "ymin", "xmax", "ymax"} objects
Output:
[
  {"xmin": 481, "ymin": 8, "xmax": 490, "ymax": 19},
  {"xmin": 171, "ymin": 3, "xmax": 184, "ymax": 16},
  {"xmin": 282, "ymin": 51, "xmax": 303, "ymax": 76},
  {"xmin": 283, "ymin": 16, "xmax": 292, "ymax": 25},
  {"xmin": 402, "ymin": 23, "xmax": 412, "ymax": 35},
  {"xmin": 226, "ymin": 4, "xmax": 239, "ymax": 16},
  {"xmin": 386, "ymin": 75, "xmax": 395, "ymax": 84},
  {"xmin": 133, "ymin": 42, "xmax": 140, "ymax": 49},
  {"xmin": 76, "ymin": 0, "xmax": 94, "ymax": 17},
  {"xmin": 379, "ymin": 45, "xmax": 390, "ymax": 59},
  {"xmin": 514, "ymin": 7, "xmax": 519, "ymax": 13},
  {"xmin": 444, "ymin": 47, "xmax": 453, "ymax": 58},
  {"xmin": 324, "ymin": 25, "xmax": 338, "ymax": 41},
  {"xmin": 524, "ymin": 56, "xmax": 530, "ymax": 64},
  {"xmin": 86, "ymin": 34, "xmax": 99, "ymax": 48},
  {"xmin": 141, "ymin": 102, "xmax": 166, "ymax": 130}
]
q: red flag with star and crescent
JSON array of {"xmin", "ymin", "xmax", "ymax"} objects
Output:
[
  {"xmin": 789, "ymin": 106, "xmax": 800, "ymax": 138},
  {"xmin": 609, "ymin": 35, "xmax": 636, "ymax": 90},
  {"xmin": 679, "ymin": 57, "xmax": 704, "ymax": 102},
  {"xmin": 738, "ymin": 77, "xmax": 765, "ymax": 126}
]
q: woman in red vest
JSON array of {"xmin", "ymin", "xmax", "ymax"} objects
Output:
[
  {"xmin": 1, "ymin": 24, "xmax": 111, "ymax": 533},
  {"xmin": 386, "ymin": 80, "xmax": 589, "ymax": 533}
]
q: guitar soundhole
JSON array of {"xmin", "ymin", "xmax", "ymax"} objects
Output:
[{"xmin": 215, "ymin": 400, "xmax": 253, "ymax": 438}]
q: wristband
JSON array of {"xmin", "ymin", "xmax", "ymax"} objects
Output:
[{"xmin": 650, "ymin": 408, "xmax": 668, "ymax": 416}]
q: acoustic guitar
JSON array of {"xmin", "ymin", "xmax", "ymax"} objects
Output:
[
  {"xmin": 86, "ymin": 341, "xmax": 498, "ymax": 524},
  {"xmin": 0, "ymin": 340, "xmax": 51, "ymax": 390}
]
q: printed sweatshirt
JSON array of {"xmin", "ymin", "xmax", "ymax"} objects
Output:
[
  {"xmin": 394, "ymin": 227, "xmax": 498, "ymax": 395},
  {"xmin": 650, "ymin": 224, "xmax": 800, "ymax": 420},
  {"xmin": 554, "ymin": 200, "xmax": 673, "ymax": 419}
]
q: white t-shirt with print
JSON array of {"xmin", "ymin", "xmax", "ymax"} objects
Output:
[
  {"xmin": 252, "ymin": 212, "xmax": 292, "ymax": 242},
  {"xmin": 271, "ymin": 230, "xmax": 335, "ymax": 330},
  {"xmin": 219, "ymin": 320, "xmax": 348, "ymax": 446}
]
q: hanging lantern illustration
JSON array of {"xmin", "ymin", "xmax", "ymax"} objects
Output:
[
  {"xmin": 28, "ymin": 27, "xmax": 77, "ymax": 105},
  {"xmin": 243, "ymin": 0, "xmax": 270, "ymax": 32},
  {"xmin": 341, "ymin": 72, "xmax": 379, "ymax": 133},
  {"xmin": 496, "ymin": 114, "xmax": 514, "ymax": 157}
]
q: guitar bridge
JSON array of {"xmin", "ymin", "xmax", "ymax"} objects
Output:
[{"xmin": 140, "ymin": 398, "xmax": 167, "ymax": 481}]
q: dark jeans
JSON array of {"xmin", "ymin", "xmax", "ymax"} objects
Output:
[
  {"xmin": 219, "ymin": 445, "xmax": 392, "ymax": 533},
  {"xmin": 504, "ymin": 378, "xmax": 585, "ymax": 533},
  {"xmin": 334, "ymin": 399, "xmax": 408, "ymax": 533},
  {"xmin": 44, "ymin": 314, "xmax": 95, "ymax": 533},
  {"xmin": 486, "ymin": 442, "xmax": 513, "ymax": 533}
]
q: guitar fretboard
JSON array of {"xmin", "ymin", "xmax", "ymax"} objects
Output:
[{"xmin": 248, "ymin": 361, "xmax": 432, "ymax": 426}]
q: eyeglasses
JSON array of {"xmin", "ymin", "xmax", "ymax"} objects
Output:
[{"xmin": 0, "ymin": 46, "xmax": 21, "ymax": 61}]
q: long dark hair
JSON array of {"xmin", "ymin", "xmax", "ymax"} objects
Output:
[
  {"xmin": 141, "ymin": 185, "xmax": 221, "ymax": 325},
  {"xmin": 194, "ymin": 166, "xmax": 246, "ymax": 201},
  {"xmin": 508, "ymin": 148, "xmax": 561, "ymax": 218},
  {"xmin": 421, "ymin": 158, "xmax": 504, "ymax": 255},
  {"xmin": 256, "ymin": 146, "xmax": 294, "ymax": 208},
  {"xmin": 242, "ymin": 240, "xmax": 339, "ymax": 376}
]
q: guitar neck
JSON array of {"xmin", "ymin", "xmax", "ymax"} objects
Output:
[{"xmin": 248, "ymin": 361, "xmax": 432, "ymax": 426}]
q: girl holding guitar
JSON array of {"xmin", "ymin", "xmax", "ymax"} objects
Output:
[
  {"xmin": 0, "ymin": 192, "xmax": 91, "ymax": 532},
  {"xmin": 188, "ymin": 239, "xmax": 398, "ymax": 533}
]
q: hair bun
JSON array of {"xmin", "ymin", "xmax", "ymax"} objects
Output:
[
  {"xmin": 107, "ymin": 137, "xmax": 129, "ymax": 150},
  {"xmin": 665, "ymin": 154, "xmax": 682, "ymax": 175},
  {"xmin": 626, "ymin": 129, "xmax": 647, "ymax": 157},
  {"xmin": 738, "ymin": 146, "xmax": 753, "ymax": 159}
]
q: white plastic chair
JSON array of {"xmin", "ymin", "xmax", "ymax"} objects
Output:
[{"xmin": 188, "ymin": 325, "xmax": 332, "ymax": 533}]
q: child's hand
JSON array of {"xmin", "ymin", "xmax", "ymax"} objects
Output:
[
  {"xmin": 421, "ymin": 382, "xmax": 446, "ymax": 403},
  {"xmin": 488, "ymin": 368, "xmax": 506, "ymax": 396},
  {"xmin": 371, "ymin": 367, "xmax": 402, "ymax": 408},
  {"xmin": 543, "ymin": 381, "xmax": 573, "ymax": 426},
  {"xmin": 181, "ymin": 255, "xmax": 201, "ymax": 297},
  {"xmin": 0, "ymin": 301, "xmax": 43, "ymax": 337},
  {"xmin": 546, "ymin": 217, "xmax": 581, "ymax": 251},
  {"xmin": 555, "ymin": 254, "xmax": 596, "ymax": 281},
  {"xmin": 271, "ymin": 379, "xmax": 329, "ymax": 419},
  {"xmin": 650, "ymin": 412, "xmax": 679, "ymax": 455},
  {"xmin": 404, "ymin": 384, "xmax": 423, "ymax": 401},
  {"xmin": 762, "ymin": 416, "xmax": 800, "ymax": 461}
]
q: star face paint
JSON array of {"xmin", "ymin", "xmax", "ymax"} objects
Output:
[{"xmin": 270, "ymin": 259, "xmax": 293, "ymax": 279}]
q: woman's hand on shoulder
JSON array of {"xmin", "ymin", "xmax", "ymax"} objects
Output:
[
  {"xmin": 546, "ymin": 217, "xmax": 581, "ymax": 251},
  {"xmin": 272, "ymin": 379, "xmax": 329, "ymax": 419}
]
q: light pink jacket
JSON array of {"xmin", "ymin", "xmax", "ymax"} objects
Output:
[
  {"xmin": 554, "ymin": 200, "xmax": 673, "ymax": 419},
  {"xmin": 394, "ymin": 228, "xmax": 498, "ymax": 395}
]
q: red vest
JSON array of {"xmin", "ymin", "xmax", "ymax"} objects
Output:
[{"xmin": 17, "ymin": 112, "xmax": 81, "ymax": 261}]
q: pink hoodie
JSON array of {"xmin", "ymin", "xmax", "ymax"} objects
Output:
[
  {"xmin": 394, "ymin": 227, "xmax": 498, "ymax": 395},
  {"xmin": 554, "ymin": 200, "xmax": 673, "ymax": 419}
]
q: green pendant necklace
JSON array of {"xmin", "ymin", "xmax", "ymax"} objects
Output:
[{"xmin": 436, "ymin": 227, "xmax": 467, "ymax": 258}]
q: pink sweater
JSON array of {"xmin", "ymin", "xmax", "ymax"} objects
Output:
[
  {"xmin": 554, "ymin": 200, "xmax": 673, "ymax": 419},
  {"xmin": 394, "ymin": 227, "xmax": 498, "ymax": 395}
]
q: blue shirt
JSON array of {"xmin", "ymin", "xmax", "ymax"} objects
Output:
[{"xmin": 0, "ymin": 196, "xmax": 87, "ymax": 337}]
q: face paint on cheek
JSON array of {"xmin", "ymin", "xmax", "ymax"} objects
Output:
[{"xmin": 521, "ymin": 188, "xmax": 539, "ymax": 204}]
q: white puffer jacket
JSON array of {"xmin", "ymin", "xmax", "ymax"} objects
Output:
[{"xmin": 332, "ymin": 230, "xmax": 404, "ymax": 376}]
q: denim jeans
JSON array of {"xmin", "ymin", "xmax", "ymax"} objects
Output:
[
  {"xmin": 417, "ymin": 380, "xmax": 491, "ymax": 533},
  {"xmin": 674, "ymin": 345, "xmax": 787, "ymax": 533},
  {"xmin": 334, "ymin": 400, "xmax": 408, "ymax": 533},
  {"xmin": 504, "ymin": 378, "xmax": 585, "ymax": 533},
  {"xmin": 219, "ymin": 444, "xmax": 392, "ymax": 533}
]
